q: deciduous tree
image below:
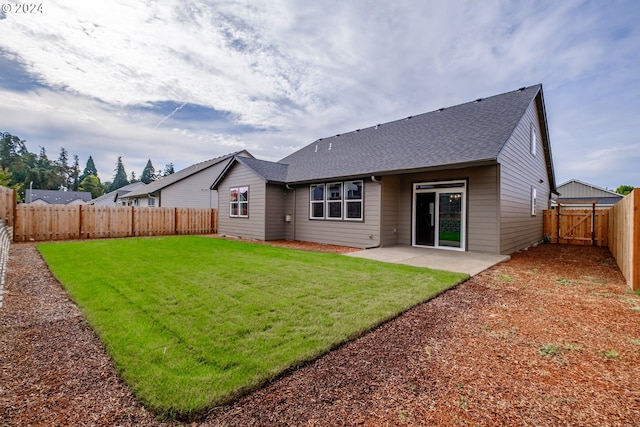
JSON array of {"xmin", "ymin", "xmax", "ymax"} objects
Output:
[{"xmin": 615, "ymin": 185, "xmax": 634, "ymax": 196}]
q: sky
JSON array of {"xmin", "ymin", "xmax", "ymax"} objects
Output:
[{"xmin": 0, "ymin": 0, "xmax": 638, "ymax": 190}]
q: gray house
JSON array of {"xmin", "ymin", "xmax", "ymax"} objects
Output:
[
  {"xmin": 553, "ymin": 179, "xmax": 622, "ymax": 209},
  {"xmin": 212, "ymin": 85, "xmax": 556, "ymax": 255},
  {"xmin": 90, "ymin": 182, "xmax": 147, "ymax": 206},
  {"xmin": 122, "ymin": 150, "xmax": 252, "ymax": 208}
]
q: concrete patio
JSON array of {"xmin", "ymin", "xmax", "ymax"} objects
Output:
[{"xmin": 346, "ymin": 246, "xmax": 510, "ymax": 276}]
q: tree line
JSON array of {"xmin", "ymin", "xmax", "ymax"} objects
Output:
[{"xmin": 1, "ymin": 132, "xmax": 174, "ymax": 201}]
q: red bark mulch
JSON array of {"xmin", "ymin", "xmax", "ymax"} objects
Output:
[{"xmin": 1, "ymin": 242, "xmax": 639, "ymax": 426}]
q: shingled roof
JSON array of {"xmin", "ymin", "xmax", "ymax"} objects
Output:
[
  {"xmin": 126, "ymin": 150, "xmax": 251, "ymax": 198},
  {"xmin": 280, "ymin": 84, "xmax": 547, "ymax": 183}
]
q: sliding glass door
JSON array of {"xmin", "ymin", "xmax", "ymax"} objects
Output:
[{"xmin": 413, "ymin": 181, "xmax": 466, "ymax": 251}]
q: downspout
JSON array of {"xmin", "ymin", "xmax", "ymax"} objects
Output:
[
  {"xmin": 369, "ymin": 176, "xmax": 382, "ymax": 249},
  {"xmin": 286, "ymin": 184, "xmax": 295, "ymax": 241}
]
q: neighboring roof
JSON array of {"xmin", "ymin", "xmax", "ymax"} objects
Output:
[
  {"xmin": 27, "ymin": 189, "xmax": 92, "ymax": 204},
  {"xmin": 557, "ymin": 179, "xmax": 622, "ymax": 198},
  {"xmin": 125, "ymin": 150, "xmax": 252, "ymax": 198},
  {"xmin": 279, "ymin": 84, "xmax": 550, "ymax": 183},
  {"xmin": 555, "ymin": 197, "xmax": 622, "ymax": 206},
  {"xmin": 90, "ymin": 181, "xmax": 146, "ymax": 204}
]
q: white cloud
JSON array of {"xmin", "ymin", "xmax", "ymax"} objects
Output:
[{"xmin": 0, "ymin": 0, "xmax": 638, "ymax": 187}]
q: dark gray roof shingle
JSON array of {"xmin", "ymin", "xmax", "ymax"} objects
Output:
[
  {"xmin": 27, "ymin": 190, "xmax": 92, "ymax": 204},
  {"xmin": 280, "ymin": 85, "xmax": 542, "ymax": 183},
  {"xmin": 235, "ymin": 157, "xmax": 289, "ymax": 183}
]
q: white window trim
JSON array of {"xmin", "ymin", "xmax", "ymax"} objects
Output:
[
  {"xmin": 309, "ymin": 180, "xmax": 364, "ymax": 221},
  {"xmin": 344, "ymin": 180, "xmax": 364, "ymax": 221},
  {"xmin": 412, "ymin": 180, "xmax": 466, "ymax": 252},
  {"xmin": 326, "ymin": 182, "xmax": 343, "ymax": 220},
  {"xmin": 531, "ymin": 187, "xmax": 537, "ymax": 216},
  {"xmin": 230, "ymin": 186, "xmax": 249, "ymax": 218},
  {"xmin": 530, "ymin": 123, "xmax": 537, "ymax": 156},
  {"xmin": 310, "ymin": 184, "xmax": 325, "ymax": 219}
]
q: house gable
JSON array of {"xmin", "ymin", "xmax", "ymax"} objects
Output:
[
  {"xmin": 497, "ymin": 90, "xmax": 553, "ymax": 253},
  {"xmin": 122, "ymin": 150, "xmax": 252, "ymax": 208},
  {"xmin": 557, "ymin": 179, "xmax": 621, "ymax": 199},
  {"xmin": 215, "ymin": 161, "xmax": 270, "ymax": 241}
]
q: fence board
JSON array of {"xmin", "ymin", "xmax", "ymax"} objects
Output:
[
  {"xmin": 608, "ymin": 189, "xmax": 639, "ymax": 290},
  {"xmin": 0, "ymin": 186, "xmax": 14, "ymax": 227},
  {"xmin": 14, "ymin": 204, "xmax": 80, "ymax": 242},
  {"xmin": 14, "ymin": 205, "xmax": 217, "ymax": 242}
]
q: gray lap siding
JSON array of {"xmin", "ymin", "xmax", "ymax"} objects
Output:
[
  {"xmin": 387, "ymin": 165, "xmax": 500, "ymax": 253},
  {"xmin": 289, "ymin": 177, "xmax": 381, "ymax": 248},
  {"xmin": 497, "ymin": 99, "xmax": 550, "ymax": 254},
  {"xmin": 160, "ymin": 159, "xmax": 231, "ymax": 208},
  {"xmin": 216, "ymin": 164, "xmax": 267, "ymax": 241}
]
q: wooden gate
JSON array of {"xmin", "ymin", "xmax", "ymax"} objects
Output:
[{"xmin": 543, "ymin": 205, "xmax": 609, "ymax": 247}]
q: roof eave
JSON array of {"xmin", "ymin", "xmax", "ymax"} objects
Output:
[
  {"xmin": 286, "ymin": 159, "xmax": 498, "ymax": 185},
  {"xmin": 535, "ymin": 87, "xmax": 558, "ymax": 195}
]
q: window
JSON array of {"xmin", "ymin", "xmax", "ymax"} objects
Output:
[
  {"xmin": 531, "ymin": 187, "xmax": 537, "ymax": 216},
  {"xmin": 148, "ymin": 196, "xmax": 155, "ymax": 207},
  {"xmin": 230, "ymin": 186, "xmax": 249, "ymax": 217},
  {"xmin": 344, "ymin": 180, "xmax": 363, "ymax": 220},
  {"xmin": 309, "ymin": 180, "xmax": 363, "ymax": 221},
  {"xmin": 310, "ymin": 184, "xmax": 325, "ymax": 219},
  {"xmin": 327, "ymin": 182, "xmax": 342, "ymax": 219},
  {"xmin": 530, "ymin": 123, "xmax": 537, "ymax": 156}
]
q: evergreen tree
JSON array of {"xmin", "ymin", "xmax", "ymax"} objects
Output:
[
  {"xmin": 70, "ymin": 155, "xmax": 80, "ymax": 191},
  {"xmin": 163, "ymin": 162, "xmax": 175, "ymax": 176},
  {"xmin": 129, "ymin": 171, "xmax": 138, "ymax": 183},
  {"xmin": 56, "ymin": 147, "xmax": 71, "ymax": 189},
  {"xmin": 33, "ymin": 146, "xmax": 64, "ymax": 190},
  {"xmin": 108, "ymin": 156, "xmax": 129, "ymax": 192},
  {"xmin": 79, "ymin": 156, "xmax": 98, "ymax": 182},
  {"xmin": 140, "ymin": 159, "xmax": 156, "ymax": 184}
]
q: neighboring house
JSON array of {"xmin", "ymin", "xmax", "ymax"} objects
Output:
[
  {"xmin": 553, "ymin": 179, "xmax": 623, "ymax": 209},
  {"xmin": 121, "ymin": 151, "xmax": 252, "ymax": 208},
  {"xmin": 212, "ymin": 84, "xmax": 557, "ymax": 255},
  {"xmin": 90, "ymin": 182, "xmax": 147, "ymax": 206},
  {"xmin": 26, "ymin": 189, "xmax": 92, "ymax": 205}
]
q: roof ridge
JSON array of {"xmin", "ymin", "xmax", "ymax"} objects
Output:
[{"xmin": 306, "ymin": 84, "xmax": 543, "ymax": 145}]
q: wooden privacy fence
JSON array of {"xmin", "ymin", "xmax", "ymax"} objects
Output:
[
  {"xmin": 608, "ymin": 189, "xmax": 640, "ymax": 290},
  {"xmin": 543, "ymin": 207, "xmax": 609, "ymax": 247},
  {"xmin": 0, "ymin": 186, "xmax": 15, "ymax": 227},
  {"xmin": 14, "ymin": 205, "xmax": 218, "ymax": 242}
]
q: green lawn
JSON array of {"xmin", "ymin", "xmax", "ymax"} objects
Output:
[{"xmin": 38, "ymin": 236, "xmax": 467, "ymax": 419}]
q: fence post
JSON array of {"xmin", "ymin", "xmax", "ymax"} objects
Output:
[
  {"xmin": 633, "ymin": 190, "xmax": 640, "ymax": 290},
  {"xmin": 591, "ymin": 203, "xmax": 596, "ymax": 246},
  {"xmin": 11, "ymin": 189, "xmax": 16, "ymax": 242},
  {"xmin": 174, "ymin": 207, "xmax": 178, "ymax": 235}
]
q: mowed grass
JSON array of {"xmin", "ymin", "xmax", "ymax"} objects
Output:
[{"xmin": 37, "ymin": 236, "xmax": 467, "ymax": 419}]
